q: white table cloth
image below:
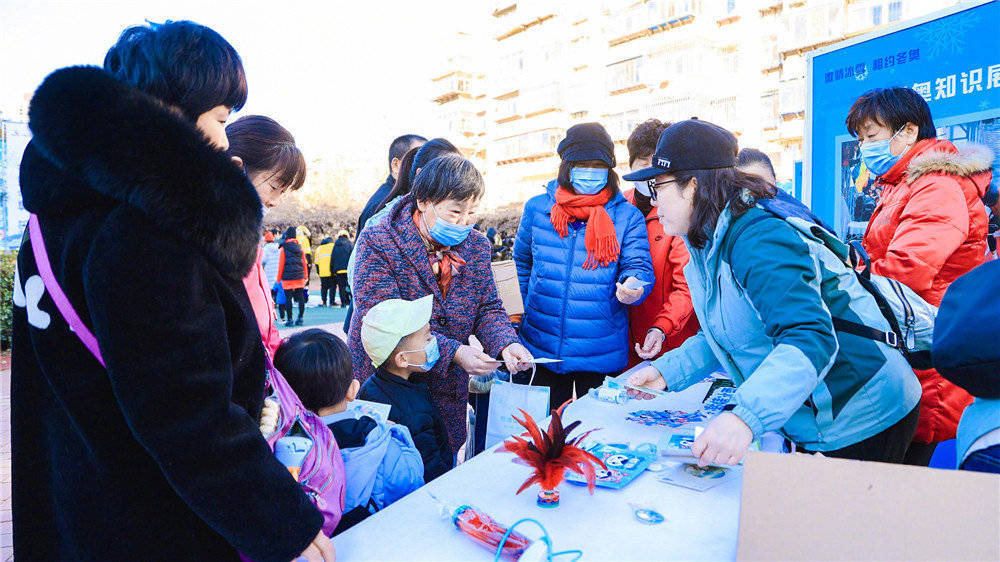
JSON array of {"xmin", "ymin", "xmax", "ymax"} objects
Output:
[{"xmin": 334, "ymin": 378, "xmax": 781, "ymax": 561}]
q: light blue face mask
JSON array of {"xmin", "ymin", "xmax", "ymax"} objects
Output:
[
  {"xmin": 632, "ymin": 180, "xmax": 651, "ymax": 197},
  {"xmin": 425, "ymin": 204, "xmax": 474, "ymax": 247},
  {"xmin": 860, "ymin": 126, "xmax": 906, "ymax": 177},
  {"xmin": 404, "ymin": 337, "xmax": 440, "ymax": 371},
  {"xmin": 569, "ymin": 167, "xmax": 609, "ymax": 195}
]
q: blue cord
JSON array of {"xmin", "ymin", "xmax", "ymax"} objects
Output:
[{"xmin": 493, "ymin": 518, "xmax": 583, "ymax": 562}]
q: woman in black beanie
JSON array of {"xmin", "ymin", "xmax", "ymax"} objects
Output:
[{"xmin": 513, "ymin": 122, "xmax": 655, "ymax": 409}]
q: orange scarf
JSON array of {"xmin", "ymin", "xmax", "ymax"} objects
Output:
[
  {"xmin": 550, "ymin": 187, "xmax": 619, "ymax": 269},
  {"xmin": 413, "ymin": 210, "xmax": 466, "ymax": 298}
]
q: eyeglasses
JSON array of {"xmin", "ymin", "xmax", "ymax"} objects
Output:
[{"xmin": 647, "ymin": 179, "xmax": 680, "ymax": 202}]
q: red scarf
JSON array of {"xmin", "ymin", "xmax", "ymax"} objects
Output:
[
  {"xmin": 413, "ymin": 210, "xmax": 466, "ymax": 298},
  {"xmin": 550, "ymin": 187, "xmax": 619, "ymax": 269}
]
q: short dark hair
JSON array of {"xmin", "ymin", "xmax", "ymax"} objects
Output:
[
  {"xmin": 557, "ymin": 160, "xmax": 620, "ymax": 196},
  {"xmin": 846, "ymin": 87, "xmax": 936, "ymax": 141},
  {"xmin": 103, "ymin": 20, "xmax": 248, "ymax": 120},
  {"xmin": 376, "ymin": 138, "xmax": 460, "ymax": 215},
  {"xmin": 676, "ymin": 167, "xmax": 776, "ymax": 250},
  {"xmin": 388, "ymin": 134, "xmax": 427, "ymax": 166},
  {"xmin": 627, "ymin": 119, "xmax": 671, "ymax": 165},
  {"xmin": 274, "ymin": 329, "xmax": 354, "ymax": 413},
  {"xmin": 227, "ymin": 115, "xmax": 307, "ymax": 191},
  {"xmin": 737, "ymin": 148, "xmax": 776, "ymax": 181},
  {"xmin": 412, "ymin": 153, "xmax": 484, "ymax": 204}
]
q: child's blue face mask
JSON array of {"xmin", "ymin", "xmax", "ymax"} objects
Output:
[
  {"xmin": 569, "ymin": 167, "xmax": 609, "ymax": 195},
  {"xmin": 859, "ymin": 126, "xmax": 906, "ymax": 177},
  {"xmin": 404, "ymin": 338, "xmax": 440, "ymax": 371}
]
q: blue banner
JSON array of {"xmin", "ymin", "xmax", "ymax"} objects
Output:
[{"xmin": 807, "ymin": 0, "xmax": 1000, "ymax": 239}]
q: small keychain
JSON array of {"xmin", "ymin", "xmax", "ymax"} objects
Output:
[{"xmin": 628, "ymin": 502, "xmax": 666, "ymax": 525}]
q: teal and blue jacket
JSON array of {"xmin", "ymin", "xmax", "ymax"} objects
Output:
[{"xmin": 651, "ymin": 205, "xmax": 921, "ymax": 451}]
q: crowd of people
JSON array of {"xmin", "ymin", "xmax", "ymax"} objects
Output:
[{"xmin": 9, "ymin": 19, "xmax": 999, "ymax": 562}]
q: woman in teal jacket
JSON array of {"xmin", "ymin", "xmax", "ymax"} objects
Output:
[
  {"xmin": 514, "ymin": 123, "xmax": 654, "ymax": 409},
  {"xmin": 628, "ymin": 120, "xmax": 921, "ymax": 465}
]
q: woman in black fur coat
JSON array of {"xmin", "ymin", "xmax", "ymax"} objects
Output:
[{"xmin": 10, "ymin": 22, "xmax": 332, "ymax": 562}]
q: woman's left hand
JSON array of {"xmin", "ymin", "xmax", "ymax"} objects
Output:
[
  {"xmin": 501, "ymin": 343, "xmax": 534, "ymax": 374},
  {"xmin": 691, "ymin": 412, "xmax": 754, "ymax": 467},
  {"xmin": 616, "ymin": 277, "xmax": 644, "ymax": 305}
]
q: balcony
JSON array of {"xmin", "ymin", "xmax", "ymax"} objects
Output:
[
  {"xmin": 609, "ymin": 84, "xmax": 648, "ymax": 97},
  {"xmin": 496, "ymin": 14, "xmax": 555, "ymax": 41},
  {"xmin": 760, "ymin": 2, "xmax": 783, "ymax": 17},
  {"xmin": 493, "ymin": 3, "xmax": 516, "ymax": 18},
  {"xmin": 608, "ymin": 15, "xmax": 695, "ymax": 48}
]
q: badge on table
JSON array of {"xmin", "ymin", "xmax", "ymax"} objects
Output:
[{"xmin": 658, "ymin": 463, "xmax": 731, "ymax": 492}]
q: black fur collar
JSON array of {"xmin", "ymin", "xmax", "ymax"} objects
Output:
[{"xmin": 25, "ymin": 66, "xmax": 262, "ymax": 279}]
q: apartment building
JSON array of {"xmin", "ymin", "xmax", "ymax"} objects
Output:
[{"xmin": 430, "ymin": 0, "xmax": 962, "ymax": 208}]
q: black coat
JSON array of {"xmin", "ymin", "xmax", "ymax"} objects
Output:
[
  {"xmin": 357, "ymin": 175, "xmax": 394, "ymax": 234},
  {"xmin": 11, "ymin": 67, "xmax": 322, "ymax": 561},
  {"xmin": 281, "ymin": 238, "xmax": 307, "ymax": 282},
  {"xmin": 332, "ymin": 237, "xmax": 353, "ymax": 272},
  {"xmin": 357, "ymin": 368, "xmax": 454, "ymax": 481}
]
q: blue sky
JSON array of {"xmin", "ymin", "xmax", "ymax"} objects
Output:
[{"xmin": 0, "ymin": 0, "xmax": 480, "ymax": 177}]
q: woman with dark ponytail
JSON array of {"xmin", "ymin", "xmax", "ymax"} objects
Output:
[{"xmin": 227, "ymin": 115, "xmax": 307, "ymax": 352}]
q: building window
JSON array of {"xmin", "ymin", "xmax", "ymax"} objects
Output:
[
  {"xmin": 872, "ymin": 5, "xmax": 882, "ymax": 26},
  {"xmin": 888, "ymin": 1, "xmax": 902, "ymax": 22}
]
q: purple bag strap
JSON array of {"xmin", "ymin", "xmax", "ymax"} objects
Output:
[{"xmin": 28, "ymin": 214, "xmax": 107, "ymax": 367}]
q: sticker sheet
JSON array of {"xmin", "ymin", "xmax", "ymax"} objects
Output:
[{"xmin": 564, "ymin": 443, "xmax": 656, "ymax": 490}]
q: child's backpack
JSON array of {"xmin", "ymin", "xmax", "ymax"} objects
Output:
[
  {"xmin": 744, "ymin": 192, "xmax": 937, "ymax": 369},
  {"xmin": 27, "ymin": 214, "xmax": 346, "ymax": 541},
  {"xmin": 259, "ymin": 353, "xmax": 347, "ymax": 536}
]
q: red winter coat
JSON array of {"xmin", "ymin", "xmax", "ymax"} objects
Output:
[
  {"xmin": 863, "ymin": 138, "xmax": 993, "ymax": 443},
  {"xmin": 623, "ymin": 189, "xmax": 699, "ymax": 368}
]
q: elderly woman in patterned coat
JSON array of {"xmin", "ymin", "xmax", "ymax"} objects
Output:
[{"xmin": 348, "ymin": 154, "xmax": 534, "ymax": 452}]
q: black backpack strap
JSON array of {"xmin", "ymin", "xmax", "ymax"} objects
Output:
[{"xmin": 832, "ymin": 317, "xmax": 899, "ymax": 349}]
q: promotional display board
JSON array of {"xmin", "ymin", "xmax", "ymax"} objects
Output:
[{"xmin": 806, "ymin": 0, "xmax": 1000, "ymax": 240}]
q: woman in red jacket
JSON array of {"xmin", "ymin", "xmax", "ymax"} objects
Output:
[
  {"xmin": 623, "ymin": 119, "xmax": 698, "ymax": 367},
  {"xmin": 847, "ymin": 87, "xmax": 995, "ymax": 465}
]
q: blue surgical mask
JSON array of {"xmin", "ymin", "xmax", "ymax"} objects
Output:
[
  {"xmin": 424, "ymin": 204, "xmax": 474, "ymax": 247},
  {"xmin": 404, "ymin": 338, "xmax": 440, "ymax": 371},
  {"xmin": 860, "ymin": 127, "xmax": 905, "ymax": 177},
  {"xmin": 633, "ymin": 180, "xmax": 651, "ymax": 197},
  {"xmin": 570, "ymin": 167, "xmax": 609, "ymax": 195}
]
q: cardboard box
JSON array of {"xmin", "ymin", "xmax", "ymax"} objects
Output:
[
  {"xmin": 490, "ymin": 260, "xmax": 523, "ymax": 316},
  {"xmin": 737, "ymin": 451, "xmax": 1000, "ymax": 561}
]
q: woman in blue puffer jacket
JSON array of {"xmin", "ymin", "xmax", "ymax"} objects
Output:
[{"xmin": 514, "ymin": 122, "xmax": 654, "ymax": 409}]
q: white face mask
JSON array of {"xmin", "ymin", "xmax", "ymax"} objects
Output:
[
  {"xmin": 633, "ymin": 180, "xmax": 651, "ymax": 197},
  {"xmin": 261, "ymin": 204, "xmax": 270, "ymax": 217}
]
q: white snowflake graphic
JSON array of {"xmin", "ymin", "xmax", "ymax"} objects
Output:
[{"xmin": 915, "ymin": 12, "xmax": 980, "ymax": 58}]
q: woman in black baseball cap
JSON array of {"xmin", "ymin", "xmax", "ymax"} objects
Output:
[{"xmin": 628, "ymin": 119, "xmax": 921, "ymax": 467}]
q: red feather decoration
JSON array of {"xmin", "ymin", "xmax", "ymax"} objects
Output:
[{"xmin": 501, "ymin": 400, "xmax": 606, "ymax": 494}]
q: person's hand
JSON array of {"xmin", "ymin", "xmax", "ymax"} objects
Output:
[
  {"xmin": 691, "ymin": 412, "xmax": 754, "ymax": 468},
  {"xmin": 616, "ymin": 277, "xmax": 644, "ymax": 305},
  {"xmin": 635, "ymin": 328, "xmax": 665, "ymax": 359},
  {"xmin": 627, "ymin": 365, "xmax": 666, "ymax": 391},
  {"xmin": 297, "ymin": 530, "xmax": 335, "ymax": 561},
  {"xmin": 454, "ymin": 344, "xmax": 497, "ymax": 376},
  {"xmin": 501, "ymin": 342, "xmax": 534, "ymax": 373}
]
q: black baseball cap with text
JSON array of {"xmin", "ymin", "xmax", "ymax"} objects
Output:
[{"xmin": 622, "ymin": 118, "xmax": 738, "ymax": 182}]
